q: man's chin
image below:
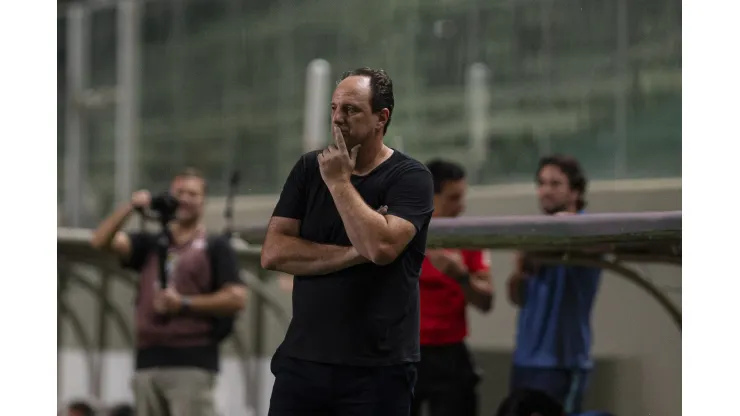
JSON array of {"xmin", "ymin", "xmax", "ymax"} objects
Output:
[
  {"xmin": 541, "ymin": 205, "xmax": 567, "ymax": 215},
  {"xmin": 174, "ymin": 216, "xmax": 198, "ymax": 227}
]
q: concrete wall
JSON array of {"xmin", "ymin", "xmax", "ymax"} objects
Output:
[{"xmin": 59, "ymin": 177, "xmax": 681, "ymax": 415}]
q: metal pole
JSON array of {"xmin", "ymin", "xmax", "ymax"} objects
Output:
[
  {"xmin": 64, "ymin": 4, "xmax": 89, "ymax": 227},
  {"xmin": 248, "ymin": 267, "xmax": 267, "ymax": 416},
  {"xmin": 466, "ymin": 63, "xmax": 490, "ymax": 183},
  {"xmin": 114, "ymin": 0, "xmax": 141, "ymax": 204},
  {"xmin": 538, "ymin": 0, "xmax": 554, "ymax": 156},
  {"xmin": 92, "ymin": 271, "xmax": 111, "ymax": 401},
  {"xmin": 58, "ymin": 262, "xmax": 71, "ymax": 404},
  {"xmin": 302, "ymin": 59, "xmax": 331, "ymax": 152},
  {"xmin": 614, "ymin": 0, "xmax": 629, "ymax": 177}
]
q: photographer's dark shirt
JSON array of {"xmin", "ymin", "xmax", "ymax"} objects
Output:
[
  {"xmin": 272, "ymin": 150, "xmax": 435, "ymax": 366},
  {"xmin": 122, "ymin": 231, "xmax": 241, "ymax": 372}
]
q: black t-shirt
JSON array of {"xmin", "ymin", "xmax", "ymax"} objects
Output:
[{"xmin": 272, "ymin": 149, "xmax": 435, "ymax": 366}]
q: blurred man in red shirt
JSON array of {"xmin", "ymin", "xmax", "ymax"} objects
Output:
[{"xmin": 411, "ymin": 159, "xmax": 494, "ymax": 416}]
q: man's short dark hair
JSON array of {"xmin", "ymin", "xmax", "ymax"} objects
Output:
[
  {"xmin": 426, "ymin": 159, "xmax": 466, "ymax": 194},
  {"xmin": 536, "ymin": 154, "xmax": 589, "ymax": 210},
  {"xmin": 68, "ymin": 400, "xmax": 95, "ymax": 416},
  {"xmin": 339, "ymin": 67, "xmax": 394, "ymax": 134},
  {"xmin": 495, "ymin": 388, "xmax": 564, "ymax": 416}
]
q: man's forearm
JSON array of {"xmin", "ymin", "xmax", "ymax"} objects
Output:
[
  {"xmin": 262, "ymin": 234, "xmax": 367, "ymax": 276},
  {"xmin": 187, "ymin": 289, "xmax": 244, "ymax": 316},
  {"xmin": 463, "ymin": 285, "xmax": 493, "ymax": 312},
  {"xmin": 457, "ymin": 275, "xmax": 493, "ymax": 312},
  {"xmin": 328, "ymin": 181, "xmax": 390, "ymax": 262},
  {"xmin": 91, "ymin": 202, "xmax": 134, "ymax": 250}
]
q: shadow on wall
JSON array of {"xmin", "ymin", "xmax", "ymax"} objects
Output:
[{"xmin": 466, "ymin": 350, "xmax": 644, "ymax": 416}]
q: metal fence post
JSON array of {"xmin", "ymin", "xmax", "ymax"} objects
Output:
[
  {"xmin": 303, "ymin": 59, "xmax": 332, "ymax": 153},
  {"xmin": 64, "ymin": 4, "xmax": 90, "ymax": 227},
  {"xmin": 614, "ymin": 0, "xmax": 630, "ymax": 177},
  {"xmin": 466, "ymin": 63, "xmax": 490, "ymax": 183},
  {"xmin": 115, "ymin": 0, "xmax": 141, "ymax": 204},
  {"xmin": 249, "ymin": 266, "xmax": 267, "ymax": 415}
]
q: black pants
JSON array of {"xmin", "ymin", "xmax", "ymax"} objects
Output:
[
  {"xmin": 509, "ymin": 366, "xmax": 591, "ymax": 414},
  {"xmin": 268, "ymin": 353, "xmax": 417, "ymax": 416},
  {"xmin": 411, "ymin": 342, "xmax": 480, "ymax": 416}
]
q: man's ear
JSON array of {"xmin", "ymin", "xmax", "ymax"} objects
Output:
[{"xmin": 377, "ymin": 108, "xmax": 390, "ymax": 131}]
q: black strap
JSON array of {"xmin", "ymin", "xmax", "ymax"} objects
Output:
[{"xmin": 207, "ymin": 235, "xmax": 237, "ymax": 342}]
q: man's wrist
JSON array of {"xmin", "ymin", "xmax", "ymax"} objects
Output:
[
  {"xmin": 180, "ymin": 296, "xmax": 192, "ymax": 313},
  {"xmin": 453, "ymin": 272, "xmax": 471, "ymax": 285},
  {"xmin": 327, "ymin": 179, "xmax": 352, "ymax": 194},
  {"xmin": 345, "ymin": 246, "xmax": 368, "ymax": 266}
]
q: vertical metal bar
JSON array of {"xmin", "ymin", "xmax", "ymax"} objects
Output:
[
  {"xmin": 466, "ymin": 63, "xmax": 490, "ymax": 183},
  {"xmin": 538, "ymin": 0, "xmax": 554, "ymax": 156},
  {"xmin": 171, "ymin": 0, "xmax": 186, "ymax": 170},
  {"xmin": 302, "ymin": 59, "xmax": 332, "ymax": 152},
  {"xmin": 92, "ymin": 271, "xmax": 111, "ymax": 401},
  {"xmin": 115, "ymin": 0, "xmax": 141, "ymax": 204},
  {"xmin": 57, "ymin": 262, "xmax": 71, "ymax": 403},
  {"xmin": 466, "ymin": 0, "xmax": 481, "ymax": 64},
  {"xmin": 221, "ymin": 0, "xmax": 241, "ymax": 187},
  {"xmin": 614, "ymin": 0, "xmax": 629, "ymax": 177},
  {"xmin": 248, "ymin": 266, "xmax": 266, "ymax": 415},
  {"xmin": 64, "ymin": 4, "xmax": 89, "ymax": 227},
  {"xmin": 278, "ymin": 0, "xmax": 298, "ymax": 173}
]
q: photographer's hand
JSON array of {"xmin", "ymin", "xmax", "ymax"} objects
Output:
[
  {"xmin": 131, "ymin": 190, "xmax": 152, "ymax": 210},
  {"xmin": 153, "ymin": 287, "xmax": 184, "ymax": 315},
  {"xmin": 91, "ymin": 189, "xmax": 151, "ymax": 254}
]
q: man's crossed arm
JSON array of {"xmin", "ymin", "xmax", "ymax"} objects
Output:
[
  {"xmin": 260, "ymin": 206, "xmax": 390, "ymax": 276},
  {"xmin": 326, "ymin": 183, "xmax": 418, "ymax": 266}
]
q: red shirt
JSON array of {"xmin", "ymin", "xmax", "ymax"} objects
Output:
[{"xmin": 419, "ymin": 249, "xmax": 491, "ymax": 346}]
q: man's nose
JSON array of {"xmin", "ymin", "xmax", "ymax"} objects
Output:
[{"xmin": 332, "ymin": 112, "xmax": 345, "ymax": 125}]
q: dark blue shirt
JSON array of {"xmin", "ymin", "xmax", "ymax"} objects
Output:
[{"xmin": 513, "ymin": 237, "xmax": 602, "ymax": 369}]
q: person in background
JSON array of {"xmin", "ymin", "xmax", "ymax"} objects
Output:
[
  {"xmin": 109, "ymin": 403, "xmax": 135, "ymax": 416},
  {"xmin": 495, "ymin": 388, "xmax": 564, "ymax": 416},
  {"xmin": 410, "ymin": 159, "xmax": 494, "ymax": 416},
  {"xmin": 507, "ymin": 155, "xmax": 602, "ymax": 414},
  {"xmin": 91, "ymin": 168, "xmax": 247, "ymax": 416},
  {"xmin": 67, "ymin": 400, "xmax": 95, "ymax": 416}
]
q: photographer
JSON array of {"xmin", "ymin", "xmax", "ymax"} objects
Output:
[{"xmin": 91, "ymin": 168, "xmax": 246, "ymax": 416}]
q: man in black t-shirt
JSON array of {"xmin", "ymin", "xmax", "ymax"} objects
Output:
[{"xmin": 261, "ymin": 67, "xmax": 435, "ymax": 416}]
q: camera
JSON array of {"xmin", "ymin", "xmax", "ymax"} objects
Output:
[{"xmin": 150, "ymin": 191, "xmax": 179, "ymax": 222}]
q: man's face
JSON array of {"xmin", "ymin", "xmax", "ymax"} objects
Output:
[
  {"xmin": 170, "ymin": 176, "xmax": 205, "ymax": 225},
  {"xmin": 330, "ymin": 76, "xmax": 388, "ymax": 148},
  {"xmin": 536, "ymin": 164, "xmax": 578, "ymax": 215},
  {"xmin": 434, "ymin": 179, "xmax": 467, "ymax": 218}
]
